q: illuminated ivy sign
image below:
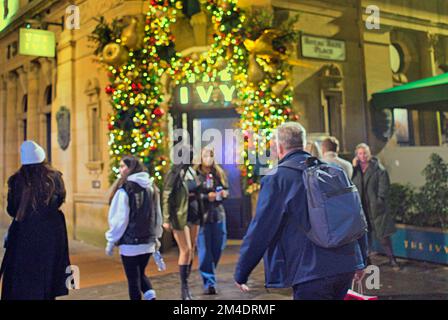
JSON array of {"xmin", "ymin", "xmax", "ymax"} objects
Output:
[
  {"xmin": 175, "ymin": 70, "xmax": 236, "ymax": 107},
  {"xmin": 0, "ymin": 0, "xmax": 19, "ymax": 32},
  {"xmin": 19, "ymin": 28, "xmax": 56, "ymax": 58}
]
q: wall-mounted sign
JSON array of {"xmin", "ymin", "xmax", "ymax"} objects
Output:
[
  {"xmin": 301, "ymin": 35, "xmax": 346, "ymax": 61},
  {"xmin": 19, "ymin": 28, "xmax": 56, "ymax": 58},
  {"xmin": 0, "ymin": 0, "xmax": 20, "ymax": 32}
]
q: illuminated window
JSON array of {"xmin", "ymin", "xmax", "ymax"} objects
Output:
[{"xmin": 390, "ymin": 44, "xmax": 404, "ymax": 74}]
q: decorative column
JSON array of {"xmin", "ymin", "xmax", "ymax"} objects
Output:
[
  {"xmin": 419, "ymin": 32, "xmax": 441, "ymax": 146},
  {"xmin": 5, "ymin": 71, "xmax": 18, "ymax": 179},
  {"xmin": 0, "ymin": 75, "xmax": 6, "ymax": 221},
  {"xmin": 26, "ymin": 61, "xmax": 41, "ymax": 143}
]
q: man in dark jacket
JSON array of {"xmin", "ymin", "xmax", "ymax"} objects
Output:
[{"xmin": 234, "ymin": 122, "xmax": 368, "ymax": 300}]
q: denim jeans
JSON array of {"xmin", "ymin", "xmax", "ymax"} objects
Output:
[{"xmin": 197, "ymin": 220, "xmax": 227, "ymax": 289}]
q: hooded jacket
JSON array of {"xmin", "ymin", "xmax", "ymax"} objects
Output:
[{"xmin": 106, "ymin": 172, "xmax": 163, "ymax": 257}]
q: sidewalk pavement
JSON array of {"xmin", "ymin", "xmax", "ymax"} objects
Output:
[{"xmin": 1, "ymin": 227, "xmax": 447, "ymax": 300}]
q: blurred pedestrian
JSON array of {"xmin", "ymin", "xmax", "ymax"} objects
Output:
[
  {"xmin": 194, "ymin": 148, "xmax": 229, "ymax": 295},
  {"xmin": 234, "ymin": 122, "xmax": 368, "ymax": 300},
  {"xmin": 1, "ymin": 141, "xmax": 70, "ymax": 300},
  {"xmin": 321, "ymin": 136, "xmax": 353, "ymax": 178},
  {"xmin": 305, "ymin": 141, "xmax": 322, "ymax": 158},
  {"xmin": 352, "ymin": 143, "xmax": 399, "ymax": 270},
  {"xmin": 105, "ymin": 155, "xmax": 163, "ymax": 300},
  {"xmin": 162, "ymin": 150, "xmax": 201, "ymax": 300}
]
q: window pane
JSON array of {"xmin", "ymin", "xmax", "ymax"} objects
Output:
[{"xmin": 394, "ymin": 108, "xmax": 410, "ymax": 145}]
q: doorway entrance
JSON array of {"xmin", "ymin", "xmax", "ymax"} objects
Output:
[{"xmin": 171, "ymin": 107, "xmax": 252, "ymax": 239}]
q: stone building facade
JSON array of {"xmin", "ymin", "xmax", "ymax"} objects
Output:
[{"xmin": 0, "ymin": 0, "xmax": 447, "ymax": 244}]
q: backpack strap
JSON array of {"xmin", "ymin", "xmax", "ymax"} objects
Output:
[{"xmin": 279, "ymin": 156, "xmax": 321, "ymax": 172}]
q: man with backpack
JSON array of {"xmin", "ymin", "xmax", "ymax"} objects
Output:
[{"xmin": 234, "ymin": 122, "xmax": 369, "ymax": 300}]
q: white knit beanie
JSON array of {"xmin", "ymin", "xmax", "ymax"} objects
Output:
[{"xmin": 21, "ymin": 140, "xmax": 46, "ymax": 165}]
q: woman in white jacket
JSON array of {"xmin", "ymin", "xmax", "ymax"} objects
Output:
[{"xmin": 105, "ymin": 156, "xmax": 163, "ymax": 300}]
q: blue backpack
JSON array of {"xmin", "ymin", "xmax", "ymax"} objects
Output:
[{"xmin": 280, "ymin": 157, "xmax": 368, "ymax": 248}]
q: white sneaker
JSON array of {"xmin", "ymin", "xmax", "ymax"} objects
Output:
[{"xmin": 143, "ymin": 289, "xmax": 156, "ymax": 300}]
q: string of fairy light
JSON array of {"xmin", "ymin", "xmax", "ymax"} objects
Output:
[{"xmin": 102, "ymin": 0, "xmax": 298, "ymax": 192}]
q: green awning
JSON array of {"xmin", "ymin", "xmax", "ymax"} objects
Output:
[{"xmin": 371, "ymin": 73, "xmax": 448, "ymax": 111}]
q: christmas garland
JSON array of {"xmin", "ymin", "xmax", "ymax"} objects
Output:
[{"xmin": 90, "ymin": 0, "xmax": 299, "ymax": 193}]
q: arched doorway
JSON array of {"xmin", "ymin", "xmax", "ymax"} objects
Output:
[{"xmin": 168, "ymin": 50, "xmax": 252, "ymax": 240}]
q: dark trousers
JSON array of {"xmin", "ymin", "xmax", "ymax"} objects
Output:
[
  {"xmin": 293, "ymin": 272, "xmax": 355, "ymax": 300},
  {"xmin": 121, "ymin": 253, "xmax": 153, "ymax": 300}
]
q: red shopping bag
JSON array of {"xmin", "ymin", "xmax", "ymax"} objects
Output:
[{"xmin": 345, "ymin": 280, "xmax": 379, "ymax": 300}]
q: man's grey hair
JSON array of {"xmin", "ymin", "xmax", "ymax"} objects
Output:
[{"xmin": 274, "ymin": 122, "xmax": 307, "ymax": 151}]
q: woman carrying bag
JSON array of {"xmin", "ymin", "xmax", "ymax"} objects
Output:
[
  {"xmin": 105, "ymin": 155, "xmax": 163, "ymax": 300},
  {"xmin": 1, "ymin": 141, "xmax": 70, "ymax": 300},
  {"xmin": 194, "ymin": 147, "xmax": 229, "ymax": 295}
]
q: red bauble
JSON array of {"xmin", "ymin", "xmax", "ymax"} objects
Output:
[
  {"xmin": 153, "ymin": 107, "xmax": 165, "ymax": 117},
  {"xmin": 259, "ymin": 91, "xmax": 265, "ymax": 98},
  {"xmin": 248, "ymin": 179, "xmax": 254, "ymax": 185},
  {"xmin": 150, "ymin": 145, "xmax": 157, "ymax": 151},
  {"xmin": 105, "ymin": 85, "xmax": 114, "ymax": 95},
  {"xmin": 108, "ymin": 124, "xmax": 114, "ymax": 131}
]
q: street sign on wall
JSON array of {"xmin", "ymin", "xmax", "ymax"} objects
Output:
[
  {"xmin": 301, "ymin": 35, "xmax": 346, "ymax": 61},
  {"xmin": 19, "ymin": 28, "xmax": 56, "ymax": 58}
]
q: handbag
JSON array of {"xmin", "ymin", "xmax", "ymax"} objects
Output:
[{"xmin": 345, "ymin": 280, "xmax": 379, "ymax": 300}]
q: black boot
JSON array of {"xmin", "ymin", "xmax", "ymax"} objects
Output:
[
  {"xmin": 187, "ymin": 259, "xmax": 193, "ymax": 277},
  {"xmin": 180, "ymin": 265, "xmax": 193, "ymax": 300}
]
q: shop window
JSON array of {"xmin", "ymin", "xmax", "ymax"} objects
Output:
[
  {"xmin": 22, "ymin": 94, "xmax": 28, "ymax": 113},
  {"xmin": 21, "ymin": 95, "xmax": 28, "ymax": 141},
  {"xmin": 46, "ymin": 113, "xmax": 52, "ymax": 162},
  {"xmin": 84, "ymin": 78, "xmax": 103, "ymax": 173},
  {"xmin": 88, "ymin": 104, "xmax": 101, "ymax": 162},
  {"xmin": 441, "ymin": 112, "xmax": 448, "ymax": 146},
  {"xmin": 390, "ymin": 44, "xmax": 404, "ymax": 74},
  {"xmin": 23, "ymin": 119, "xmax": 27, "ymax": 141},
  {"xmin": 45, "ymin": 85, "xmax": 52, "ymax": 105},
  {"xmin": 393, "ymin": 108, "xmax": 414, "ymax": 146}
]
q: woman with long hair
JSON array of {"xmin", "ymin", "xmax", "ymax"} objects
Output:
[
  {"xmin": 194, "ymin": 147, "xmax": 229, "ymax": 295},
  {"xmin": 105, "ymin": 155, "xmax": 163, "ymax": 300},
  {"xmin": 352, "ymin": 143, "xmax": 399, "ymax": 270},
  {"xmin": 0, "ymin": 141, "xmax": 70, "ymax": 300},
  {"xmin": 162, "ymin": 150, "xmax": 201, "ymax": 300}
]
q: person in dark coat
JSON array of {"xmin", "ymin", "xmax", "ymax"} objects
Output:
[
  {"xmin": 0, "ymin": 141, "xmax": 71, "ymax": 300},
  {"xmin": 352, "ymin": 143, "xmax": 399, "ymax": 270},
  {"xmin": 234, "ymin": 122, "xmax": 368, "ymax": 300}
]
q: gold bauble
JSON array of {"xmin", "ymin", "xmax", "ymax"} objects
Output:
[{"xmin": 103, "ymin": 43, "xmax": 129, "ymax": 67}]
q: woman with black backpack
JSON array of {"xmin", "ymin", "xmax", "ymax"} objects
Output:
[
  {"xmin": 1, "ymin": 141, "xmax": 70, "ymax": 300},
  {"xmin": 105, "ymin": 155, "xmax": 163, "ymax": 300}
]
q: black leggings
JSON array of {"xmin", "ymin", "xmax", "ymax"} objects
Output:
[{"xmin": 121, "ymin": 253, "xmax": 153, "ymax": 300}]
